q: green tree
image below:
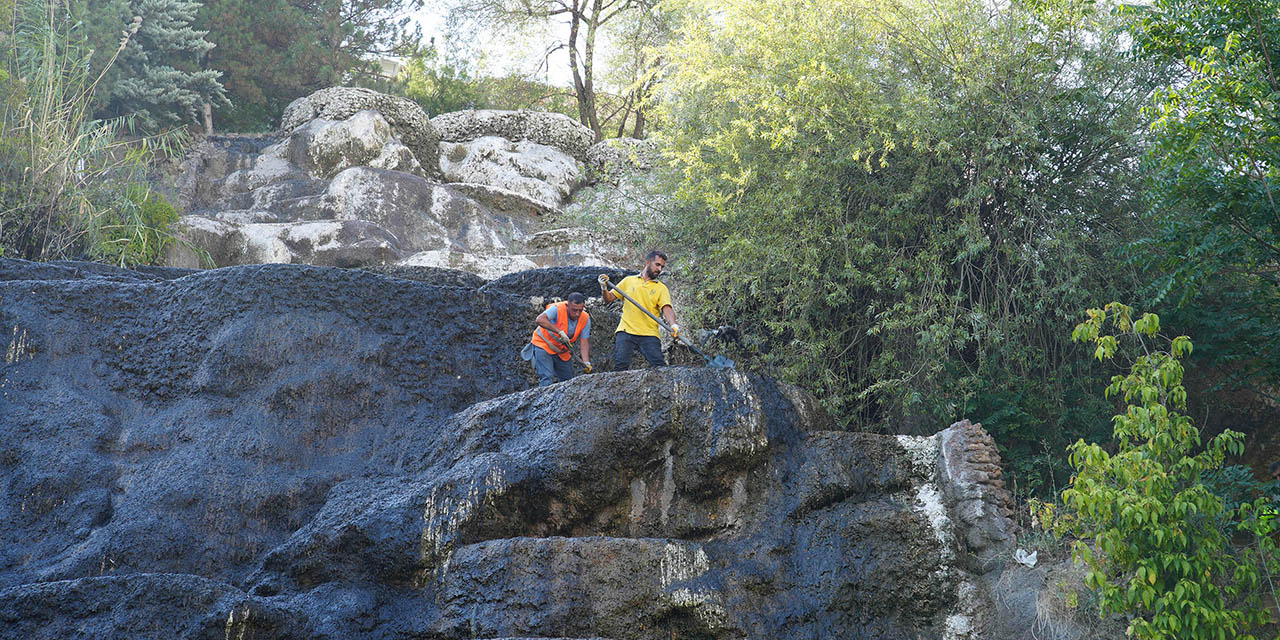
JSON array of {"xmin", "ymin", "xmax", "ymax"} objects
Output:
[
  {"xmin": 1126, "ymin": 0, "xmax": 1280, "ymax": 397},
  {"xmin": 656, "ymin": 0, "xmax": 1157, "ymax": 475},
  {"xmin": 400, "ymin": 37, "xmax": 481, "ymax": 115},
  {"xmin": 600, "ymin": 0, "xmax": 670, "ymax": 137},
  {"xmin": 398, "ymin": 37, "xmax": 582, "ymax": 120},
  {"xmin": 197, "ymin": 0, "xmax": 422, "ymax": 132},
  {"xmin": 446, "ymin": 0, "xmax": 657, "ymax": 140},
  {"xmin": 1047, "ymin": 302, "xmax": 1279, "ymax": 640},
  {"xmin": 303, "ymin": 0, "xmax": 423, "ymax": 86},
  {"xmin": 198, "ymin": 0, "xmax": 347, "ymax": 131},
  {"xmin": 470, "ymin": 73, "xmax": 579, "ymax": 117},
  {"xmin": 81, "ymin": 0, "xmax": 229, "ymax": 131}
]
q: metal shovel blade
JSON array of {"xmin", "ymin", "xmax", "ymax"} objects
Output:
[
  {"xmin": 680, "ymin": 338, "xmax": 735, "ymax": 370},
  {"xmin": 706, "ymin": 354, "xmax": 735, "ymax": 370}
]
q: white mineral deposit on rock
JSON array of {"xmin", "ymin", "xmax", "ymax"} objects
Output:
[{"xmin": 660, "ymin": 542, "xmax": 710, "ymax": 588}]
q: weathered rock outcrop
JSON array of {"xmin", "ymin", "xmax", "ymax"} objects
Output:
[
  {"xmin": 288, "ymin": 110, "xmax": 423, "ymax": 178},
  {"xmin": 0, "ymin": 258, "xmax": 1026, "ymax": 639},
  {"xmin": 170, "ymin": 90, "xmax": 634, "ymax": 277},
  {"xmin": 172, "ymin": 165, "xmax": 537, "ymax": 275},
  {"xmin": 439, "ymin": 136, "xmax": 581, "ymax": 210},
  {"xmin": 280, "ymin": 86, "xmax": 441, "ymax": 177},
  {"xmin": 431, "ymin": 109, "xmax": 596, "ymax": 160}
]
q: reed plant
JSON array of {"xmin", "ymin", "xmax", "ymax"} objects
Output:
[{"xmin": 1, "ymin": 0, "xmax": 187, "ymax": 265}]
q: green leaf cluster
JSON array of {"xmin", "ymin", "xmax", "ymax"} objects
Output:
[
  {"xmin": 399, "ymin": 39, "xmax": 482, "ymax": 117},
  {"xmin": 395, "ymin": 35, "xmax": 659, "ymax": 136},
  {"xmin": 1050, "ymin": 302, "xmax": 1279, "ymax": 640},
  {"xmin": 655, "ymin": 0, "xmax": 1158, "ymax": 459},
  {"xmin": 397, "ymin": 40, "xmax": 579, "ymax": 119},
  {"xmin": 195, "ymin": 0, "xmax": 422, "ymax": 132},
  {"xmin": 1127, "ymin": 0, "xmax": 1280, "ymax": 392},
  {"xmin": 195, "ymin": 0, "xmax": 334, "ymax": 131},
  {"xmin": 87, "ymin": 186, "xmax": 182, "ymax": 267}
]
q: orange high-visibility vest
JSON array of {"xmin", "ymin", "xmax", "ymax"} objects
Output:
[{"xmin": 530, "ymin": 301, "xmax": 589, "ymax": 361}]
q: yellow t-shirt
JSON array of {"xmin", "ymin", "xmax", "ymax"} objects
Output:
[{"xmin": 614, "ymin": 275, "xmax": 671, "ymax": 337}]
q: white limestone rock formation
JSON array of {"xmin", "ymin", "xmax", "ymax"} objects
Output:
[
  {"xmin": 183, "ymin": 110, "xmax": 420, "ymax": 215},
  {"xmin": 438, "ymin": 136, "xmax": 580, "ymax": 210},
  {"xmin": 289, "ymin": 110, "xmax": 422, "ymax": 178},
  {"xmin": 168, "ymin": 168, "xmax": 532, "ymax": 269},
  {"xmin": 167, "ymin": 90, "xmax": 642, "ymax": 277},
  {"xmin": 431, "ymin": 109, "xmax": 596, "ymax": 160},
  {"xmin": 281, "ymin": 86, "xmax": 441, "ymax": 177}
]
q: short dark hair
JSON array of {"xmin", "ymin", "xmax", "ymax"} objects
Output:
[
  {"xmin": 567, "ymin": 292, "xmax": 586, "ymax": 304},
  {"xmin": 645, "ymin": 249, "xmax": 667, "ymax": 262}
]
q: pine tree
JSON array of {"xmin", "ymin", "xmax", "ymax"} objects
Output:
[{"xmin": 91, "ymin": 0, "xmax": 228, "ymax": 131}]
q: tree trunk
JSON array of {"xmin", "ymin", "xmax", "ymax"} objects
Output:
[
  {"xmin": 615, "ymin": 94, "xmax": 633, "ymax": 138},
  {"xmin": 581, "ymin": 0, "xmax": 602, "ymax": 140},
  {"xmin": 632, "ymin": 105, "xmax": 644, "ymax": 139},
  {"xmin": 567, "ymin": 0, "xmax": 590, "ymax": 129}
]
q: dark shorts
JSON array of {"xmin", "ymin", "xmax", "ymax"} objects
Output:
[{"xmin": 614, "ymin": 331, "xmax": 664, "ymax": 370}]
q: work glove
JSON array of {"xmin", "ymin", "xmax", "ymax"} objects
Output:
[
  {"xmin": 583, "ymin": 361, "xmax": 593, "ymax": 374},
  {"xmin": 597, "ymin": 274, "xmax": 610, "ymax": 287},
  {"xmin": 556, "ymin": 330, "xmax": 571, "ymax": 345},
  {"xmin": 670, "ymin": 323, "xmax": 680, "ymax": 340}
]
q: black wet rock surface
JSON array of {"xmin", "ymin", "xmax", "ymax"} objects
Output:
[
  {"xmin": 0, "ymin": 258, "xmax": 964, "ymax": 639},
  {"xmin": 481, "ymin": 265, "xmax": 634, "ymax": 299}
]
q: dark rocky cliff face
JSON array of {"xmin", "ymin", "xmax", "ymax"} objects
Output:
[{"xmin": 0, "ymin": 258, "xmax": 1019, "ymax": 639}]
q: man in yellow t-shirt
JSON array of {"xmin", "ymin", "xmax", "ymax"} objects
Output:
[{"xmin": 601, "ymin": 250, "xmax": 680, "ymax": 370}]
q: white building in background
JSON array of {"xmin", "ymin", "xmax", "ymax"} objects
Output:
[{"xmin": 375, "ymin": 57, "xmax": 406, "ymax": 83}]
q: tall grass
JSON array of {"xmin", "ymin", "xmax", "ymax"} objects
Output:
[{"xmin": 0, "ymin": 0, "xmax": 186, "ymax": 265}]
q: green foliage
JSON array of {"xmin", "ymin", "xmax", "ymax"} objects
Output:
[
  {"xmin": 198, "ymin": 0, "xmax": 334, "ymax": 131},
  {"xmin": 1126, "ymin": 0, "xmax": 1280, "ymax": 392},
  {"xmin": 394, "ymin": 15, "xmax": 659, "ymax": 135},
  {"xmin": 1204, "ymin": 465, "xmax": 1280, "ymax": 513},
  {"xmin": 313, "ymin": 0, "xmax": 424, "ymax": 65},
  {"xmin": 599, "ymin": 1, "xmax": 673, "ymax": 138},
  {"xmin": 444, "ymin": 0, "xmax": 660, "ymax": 139},
  {"xmin": 0, "ymin": 0, "xmax": 186, "ymax": 262},
  {"xmin": 399, "ymin": 39, "xmax": 484, "ymax": 116},
  {"xmin": 88, "ymin": 186, "xmax": 181, "ymax": 266},
  {"xmin": 969, "ymin": 373, "xmax": 1115, "ymax": 496},
  {"xmin": 656, "ymin": 0, "xmax": 1158, "ymax": 443},
  {"xmin": 198, "ymin": 0, "xmax": 422, "ymax": 132},
  {"xmin": 70, "ymin": 0, "xmax": 228, "ymax": 131},
  {"xmin": 468, "ymin": 73, "xmax": 579, "ymax": 118},
  {"xmin": 1048, "ymin": 302, "xmax": 1279, "ymax": 639},
  {"xmin": 398, "ymin": 40, "xmax": 581, "ymax": 120}
]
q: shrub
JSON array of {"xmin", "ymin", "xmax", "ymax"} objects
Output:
[
  {"xmin": 88, "ymin": 186, "xmax": 181, "ymax": 266},
  {"xmin": 656, "ymin": 0, "xmax": 1157, "ymax": 440},
  {"xmin": 1043, "ymin": 302, "xmax": 1280, "ymax": 639}
]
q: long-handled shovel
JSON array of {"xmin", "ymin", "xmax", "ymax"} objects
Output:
[{"xmin": 598, "ymin": 274, "xmax": 735, "ymax": 370}]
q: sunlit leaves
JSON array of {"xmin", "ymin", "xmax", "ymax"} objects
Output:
[
  {"xmin": 1043, "ymin": 305, "xmax": 1280, "ymax": 639},
  {"xmin": 656, "ymin": 0, "xmax": 1156, "ymax": 447},
  {"xmin": 1128, "ymin": 0, "xmax": 1280, "ymax": 391}
]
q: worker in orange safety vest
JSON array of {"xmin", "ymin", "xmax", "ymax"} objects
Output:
[{"xmin": 520, "ymin": 292, "xmax": 592, "ymax": 386}]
